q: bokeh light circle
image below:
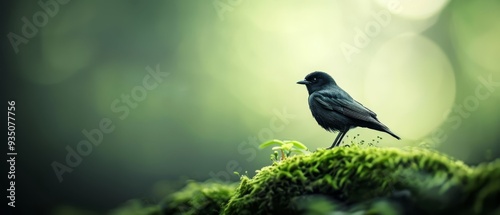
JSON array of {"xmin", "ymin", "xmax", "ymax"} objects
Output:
[
  {"xmin": 451, "ymin": 0, "xmax": 500, "ymax": 75},
  {"xmin": 16, "ymin": 1, "xmax": 97, "ymax": 85},
  {"xmin": 364, "ymin": 34, "xmax": 456, "ymax": 140}
]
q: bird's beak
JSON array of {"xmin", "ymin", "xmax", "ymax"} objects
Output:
[{"xmin": 297, "ymin": 80, "xmax": 310, "ymax": 85}]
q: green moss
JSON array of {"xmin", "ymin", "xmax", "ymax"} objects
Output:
[
  {"xmin": 223, "ymin": 146, "xmax": 500, "ymax": 215},
  {"xmin": 465, "ymin": 160, "xmax": 500, "ymax": 214},
  {"xmin": 162, "ymin": 181, "xmax": 238, "ymax": 215},
  {"xmin": 107, "ymin": 146, "xmax": 500, "ymax": 214}
]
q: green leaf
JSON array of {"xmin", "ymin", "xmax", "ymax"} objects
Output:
[
  {"xmin": 272, "ymin": 146, "xmax": 283, "ymax": 151},
  {"xmin": 281, "ymin": 143, "xmax": 294, "ymax": 151},
  {"xmin": 287, "ymin": 140, "xmax": 308, "ymax": 150},
  {"xmin": 259, "ymin": 139, "xmax": 284, "ymax": 149}
]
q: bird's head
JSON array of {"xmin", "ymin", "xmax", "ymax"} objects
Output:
[{"xmin": 297, "ymin": 71, "xmax": 337, "ymax": 94}]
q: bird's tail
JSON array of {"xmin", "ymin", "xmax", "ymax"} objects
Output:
[
  {"xmin": 376, "ymin": 123, "xmax": 400, "ymax": 140},
  {"xmin": 384, "ymin": 129, "xmax": 400, "ymax": 140}
]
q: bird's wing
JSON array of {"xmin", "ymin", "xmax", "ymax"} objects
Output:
[
  {"xmin": 313, "ymin": 91, "xmax": 377, "ymax": 122},
  {"xmin": 353, "ymin": 100, "xmax": 377, "ymax": 117}
]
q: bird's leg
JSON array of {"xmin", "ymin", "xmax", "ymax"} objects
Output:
[
  {"xmin": 334, "ymin": 130, "xmax": 348, "ymax": 147},
  {"xmin": 327, "ymin": 131, "xmax": 344, "ymax": 149}
]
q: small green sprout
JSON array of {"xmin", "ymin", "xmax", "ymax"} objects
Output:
[
  {"xmin": 233, "ymin": 170, "xmax": 248, "ymax": 179},
  {"xmin": 259, "ymin": 139, "xmax": 309, "ymax": 162}
]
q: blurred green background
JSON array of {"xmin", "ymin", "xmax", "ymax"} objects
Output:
[{"xmin": 2, "ymin": 0, "xmax": 500, "ymax": 214}]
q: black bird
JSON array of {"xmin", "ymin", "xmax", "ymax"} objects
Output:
[{"xmin": 297, "ymin": 71, "xmax": 400, "ymax": 149}]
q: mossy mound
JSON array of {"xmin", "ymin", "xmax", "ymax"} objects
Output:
[
  {"xmin": 464, "ymin": 160, "xmax": 500, "ymax": 214},
  {"xmin": 108, "ymin": 146, "xmax": 500, "ymax": 215},
  {"xmin": 223, "ymin": 146, "xmax": 500, "ymax": 215},
  {"xmin": 162, "ymin": 181, "xmax": 238, "ymax": 215}
]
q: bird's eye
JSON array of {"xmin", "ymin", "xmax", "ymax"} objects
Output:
[{"xmin": 312, "ymin": 78, "xmax": 317, "ymax": 82}]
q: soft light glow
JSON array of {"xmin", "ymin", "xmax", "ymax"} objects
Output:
[
  {"xmin": 364, "ymin": 34, "xmax": 456, "ymax": 140},
  {"xmin": 451, "ymin": 0, "xmax": 500, "ymax": 75},
  {"xmin": 374, "ymin": 0, "xmax": 450, "ymax": 20}
]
